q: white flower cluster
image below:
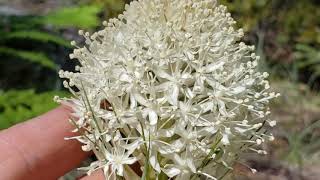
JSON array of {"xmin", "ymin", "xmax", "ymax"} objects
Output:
[{"xmin": 57, "ymin": 0, "xmax": 279, "ymax": 179}]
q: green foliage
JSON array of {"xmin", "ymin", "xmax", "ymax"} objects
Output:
[
  {"xmin": 0, "ymin": 5, "xmax": 102, "ymax": 72},
  {"xmin": 103, "ymin": 0, "xmax": 126, "ymax": 12},
  {"xmin": 0, "ymin": 90, "xmax": 69, "ymax": 130},
  {"xmin": 39, "ymin": 5, "xmax": 102, "ymax": 29},
  {"xmin": 220, "ymin": 0, "xmax": 271, "ymax": 31},
  {"xmin": 0, "ymin": 1, "xmax": 126, "ymax": 130},
  {"xmin": 280, "ymin": 2, "xmax": 320, "ymax": 45},
  {"xmin": 222, "ymin": 0, "xmax": 320, "ymax": 86},
  {"xmin": 295, "ymin": 44, "xmax": 320, "ymax": 84},
  {"xmin": 90, "ymin": 0, "xmax": 126, "ymax": 19},
  {"xmin": 0, "ymin": 47, "xmax": 56, "ymax": 69},
  {"xmin": 270, "ymin": 81, "xmax": 320, "ymax": 167},
  {"xmin": 221, "ymin": 0, "xmax": 320, "ymax": 44},
  {"xmin": 285, "ymin": 120, "xmax": 320, "ymax": 166},
  {"xmin": 3, "ymin": 30, "xmax": 71, "ymax": 47}
]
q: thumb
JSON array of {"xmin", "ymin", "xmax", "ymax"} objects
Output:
[{"xmin": 79, "ymin": 170, "xmax": 105, "ymax": 180}]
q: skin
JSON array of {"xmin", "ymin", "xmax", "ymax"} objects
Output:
[{"xmin": 0, "ymin": 106, "xmax": 104, "ymax": 180}]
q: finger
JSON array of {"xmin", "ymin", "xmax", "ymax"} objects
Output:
[
  {"xmin": 79, "ymin": 170, "xmax": 105, "ymax": 180},
  {"xmin": 0, "ymin": 106, "xmax": 90, "ymax": 180}
]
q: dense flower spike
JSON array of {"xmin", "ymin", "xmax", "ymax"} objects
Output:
[{"xmin": 57, "ymin": 0, "xmax": 279, "ymax": 179}]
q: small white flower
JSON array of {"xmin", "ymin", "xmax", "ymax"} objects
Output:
[
  {"xmin": 269, "ymin": 120, "xmax": 277, "ymax": 127},
  {"xmin": 104, "ymin": 137, "xmax": 142, "ymax": 177}
]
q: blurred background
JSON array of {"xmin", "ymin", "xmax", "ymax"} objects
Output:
[{"xmin": 0, "ymin": 0, "xmax": 319, "ymax": 179}]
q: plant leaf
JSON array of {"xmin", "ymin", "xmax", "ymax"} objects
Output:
[
  {"xmin": 39, "ymin": 5, "xmax": 102, "ymax": 29},
  {"xmin": 0, "ymin": 47, "xmax": 56, "ymax": 69},
  {"xmin": 3, "ymin": 31, "xmax": 71, "ymax": 47}
]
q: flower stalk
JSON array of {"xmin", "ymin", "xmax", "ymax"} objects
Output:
[{"xmin": 56, "ymin": 0, "xmax": 279, "ymax": 179}]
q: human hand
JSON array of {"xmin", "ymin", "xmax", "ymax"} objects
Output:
[{"xmin": 0, "ymin": 106, "xmax": 104, "ymax": 180}]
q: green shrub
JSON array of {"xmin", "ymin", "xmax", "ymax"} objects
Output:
[
  {"xmin": 0, "ymin": 90, "xmax": 69, "ymax": 130},
  {"xmin": 0, "ymin": 5, "xmax": 102, "ymax": 70},
  {"xmin": 221, "ymin": 0, "xmax": 320, "ymax": 86}
]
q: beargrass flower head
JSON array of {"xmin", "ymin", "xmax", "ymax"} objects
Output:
[{"xmin": 56, "ymin": 0, "xmax": 279, "ymax": 179}]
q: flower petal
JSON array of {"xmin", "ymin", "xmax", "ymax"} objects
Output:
[
  {"xmin": 162, "ymin": 166, "xmax": 181, "ymax": 178},
  {"xmin": 221, "ymin": 133, "xmax": 230, "ymax": 145},
  {"xmin": 150, "ymin": 154, "xmax": 161, "ymax": 173},
  {"xmin": 148, "ymin": 110, "xmax": 158, "ymax": 126},
  {"xmin": 122, "ymin": 157, "xmax": 138, "ymax": 165},
  {"xmin": 167, "ymin": 84, "xmax": 179, "ymax": 106}
]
